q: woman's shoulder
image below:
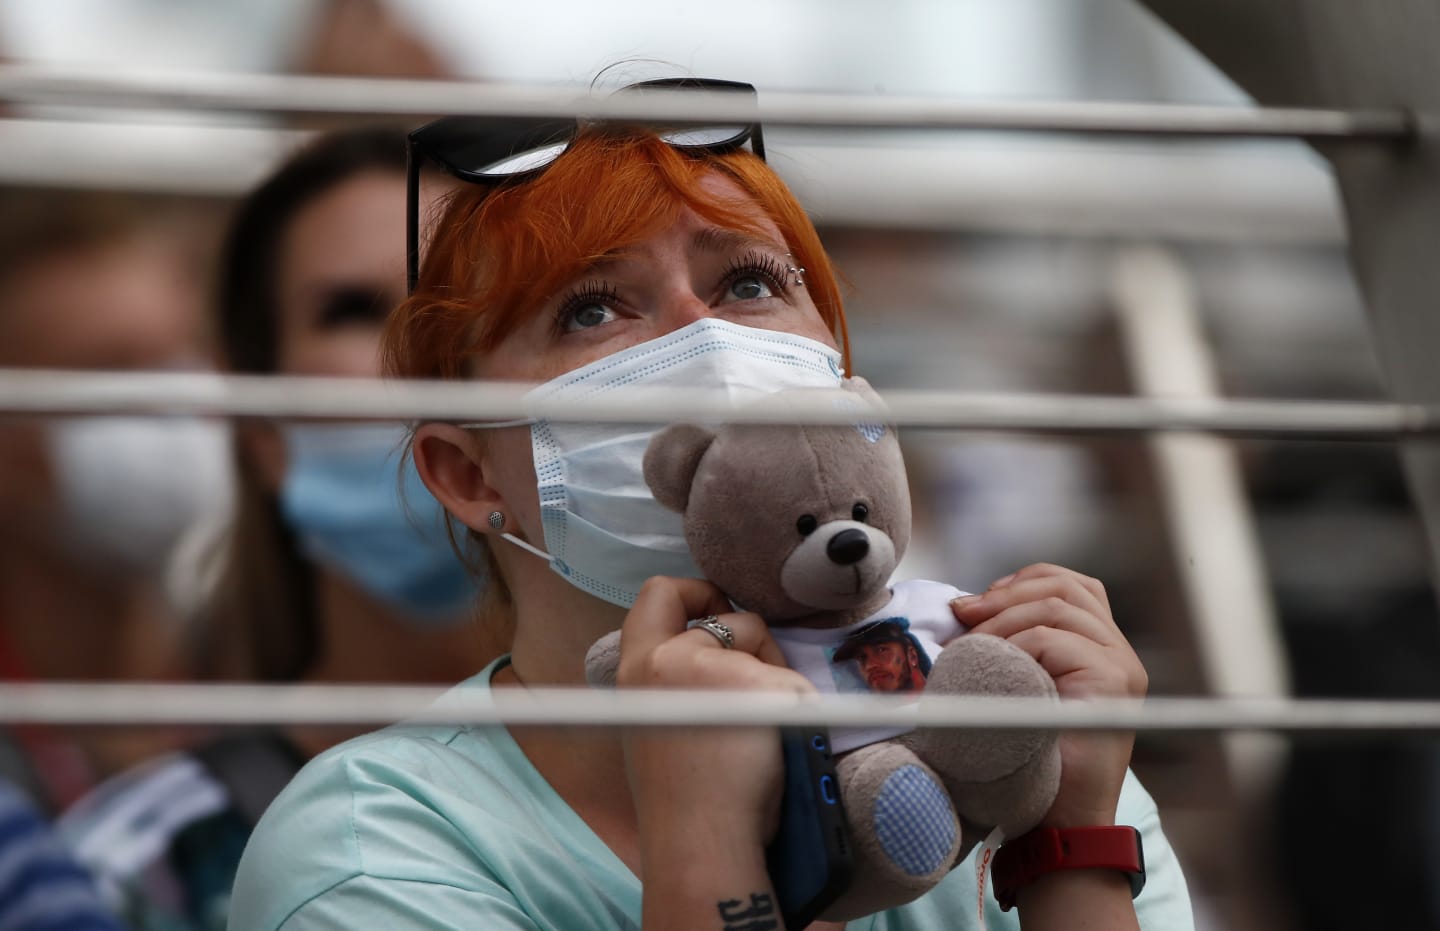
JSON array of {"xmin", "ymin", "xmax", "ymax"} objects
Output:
[
  {"xmin": 255, "ymin": 671, "xmax": 524, "ymax": 834},
  {"xmin": 231, "ymin": 671, "xmax": 539, "ymax": 928}
]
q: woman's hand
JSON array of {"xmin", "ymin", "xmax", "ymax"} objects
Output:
[
  {"xmin": 950, "ymin": 563, "xmax": 1148, "ymax": 829},
  {"xmin": 618, "ymin": 576, "xmax": 814, "ymax": 929}
]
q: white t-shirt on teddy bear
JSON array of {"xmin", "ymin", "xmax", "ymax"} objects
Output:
[{"xmin": 769, "ymin": 578, "xmax": 966, "ymax": 754}]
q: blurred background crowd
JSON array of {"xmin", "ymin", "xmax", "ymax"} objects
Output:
[{"xmin": 0, "ymin": 1, "xmax": 1437, "ymax": 929}]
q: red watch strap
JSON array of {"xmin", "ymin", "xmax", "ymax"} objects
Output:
[{"xmin": 992, "ymin": 825, "xmax": 1145, "ymax": 911}]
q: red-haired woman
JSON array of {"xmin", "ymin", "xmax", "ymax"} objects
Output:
[{"xmin": 231, "ymin": 87, "xmax": 1194, "ymax": 931}]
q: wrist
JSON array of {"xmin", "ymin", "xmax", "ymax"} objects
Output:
[
  {"xmin": 1039, "ymin": 805, "xmax": 1118, "ymax": 830},
  {"xmin": 992, "ymin": 825, "xmax": 1146, "ymax": 912},
  {"xmin": 639, "ymin": 824, "xmax": 775, "ymax": 931}
]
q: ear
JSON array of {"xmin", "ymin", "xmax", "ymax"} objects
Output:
[
  {"xmin": 411, "ymin": 422, "xmax": 504, "ymax": 534},
  {"xmin": 642, "ymin": 423, "xmax": 717, "ymax": 513},
  {"xmin": 240, "ymin": 421, "xmax": 285, "ymax": 492}
]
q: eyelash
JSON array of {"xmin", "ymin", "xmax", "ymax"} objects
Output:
[
  {"xmin": 553, "ymin": 281, "xmax": 621, "ymax": 334},
  {"xmin": 550, "ymin": 250, "xmax": 793, "ymax": 336},
  {"xmin": 722, "ymin": 251, "xmax": 792, "ymax": 296}
]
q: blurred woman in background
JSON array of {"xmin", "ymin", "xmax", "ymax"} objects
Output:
[
  {"xmin": 57, "ymin": 127, "xmax": 492, "ymax": 931},
  {"xmin": 0, "ymin": 189, "xmax": 222, "ymax": 813}
]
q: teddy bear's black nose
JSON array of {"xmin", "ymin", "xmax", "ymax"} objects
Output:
[{"xmin": 826, "ymin": 528, "xmax": 870, "ymax": 565}]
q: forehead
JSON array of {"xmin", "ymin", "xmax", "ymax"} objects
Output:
[
  {"xmin": 280, "ymin": 172, "xmax": 406, "ymax": 294},
  {"xmin": 698, "ymin": 171, "xmax": 784, "ymax": 238},
  {"xmin": 585, "ymin": 171, "xmax": 786, "ymax": 267}
]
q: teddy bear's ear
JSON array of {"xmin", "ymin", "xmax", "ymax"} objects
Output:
[{"xmin": 643, "ymin": 423, "xmax": 718, "ymax": 513}]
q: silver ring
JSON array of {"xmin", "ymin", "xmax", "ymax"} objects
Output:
[{"xmin": 689, "ymin": 616, "xmax": 735, "ymax": 649}]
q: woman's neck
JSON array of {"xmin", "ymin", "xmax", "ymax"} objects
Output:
[{"xmin": 503, "ymin": 558, "xmax": 629, "ymax": 687}]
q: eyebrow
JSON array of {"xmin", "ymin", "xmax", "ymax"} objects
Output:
[
  {"xmin": 690, "ymin": 226, "xmax": 781, "ymax": 257},
  {"xmin": 574, "ymin": 226, "xmax": 781, "ymax": 279}
]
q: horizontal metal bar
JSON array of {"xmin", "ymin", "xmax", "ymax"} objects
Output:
[
  {"xmin": 0, "ymin": 683, "xmax": 1436, "ymax": 735},
  {"xmin": 0, "ymin": 64, "xmax": 1415, "ymax": 143},
  {"xmin": 0, "ymin": 368, "xmax": 1432, "ymax": 439}
]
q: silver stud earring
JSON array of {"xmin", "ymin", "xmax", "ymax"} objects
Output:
[{"xmin": 488, "ymin": 511, "xmax": 506, "ymax": 530}]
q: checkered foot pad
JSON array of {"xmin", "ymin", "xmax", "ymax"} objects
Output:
[{"xmin": 872, "ymin": 764, "xmax": 958, "ymax": 877}]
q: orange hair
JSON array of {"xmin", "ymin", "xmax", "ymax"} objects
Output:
[{"xmin": 383, "ymin": 130, "xmax": 850, "ymax": 380}]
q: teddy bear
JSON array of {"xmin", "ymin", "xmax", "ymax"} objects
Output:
[{"xmin": 586, "ymin": 378, "xmax": 1061, "ymax": 920}]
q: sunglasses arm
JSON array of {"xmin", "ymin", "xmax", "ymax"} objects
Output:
[{"xmin": 406, "ymin": 143, "xmax": 422, "ymax": 294}]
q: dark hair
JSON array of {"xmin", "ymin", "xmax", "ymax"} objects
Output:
[
  {"xmin": 204, "ymin": 126, "xmax": 407, "ymax": 682},
  {"xmin": 218, "ymin": 127, "xmax": 407, "ymax": 373}
]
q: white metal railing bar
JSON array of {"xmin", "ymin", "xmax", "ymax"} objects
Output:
[
  {"xmin": 0, "ymin": 683, "xmax": 1436, "ymax": 735},
  {"xmin": 0, "ymin": 65, "xmax": 1415, "ymax": 142},
  {"xmin": 0, "ymin": 368, "xmax": 1432, "ymax": 439}
]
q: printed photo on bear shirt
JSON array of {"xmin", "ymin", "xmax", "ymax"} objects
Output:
[{"xmin": 827, "ymin": 617, "xmax": 932, "ymax": 694}]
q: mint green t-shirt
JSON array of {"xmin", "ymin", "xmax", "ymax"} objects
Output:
[{"xmin": 229, "ymin": 659, "xmax": 1193, "ymax": 930}]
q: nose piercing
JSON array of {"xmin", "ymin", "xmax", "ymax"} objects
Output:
[{"xmin": 488, "ymin": 511, "xmax": 506, "ymax": 530}]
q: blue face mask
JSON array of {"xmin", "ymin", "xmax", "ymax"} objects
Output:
[{"xmin": 279, "ymin": 424, "xmax": 480, "ymax": 624}]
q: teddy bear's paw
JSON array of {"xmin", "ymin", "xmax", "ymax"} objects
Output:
[
  {"xmin": 583, "ymin": 630, "xmax": 623, "ymax": 688},
  {"xmin": 945, "ymin": 741, "xmax": 1062, "ymax": 841},
  {"xmin": 819, "ymin": 742, "xmax": 959, "ymax": 921},
  {"xmin": 904, "ymin": 632, "xmax": 1059, "ymax": 785}
]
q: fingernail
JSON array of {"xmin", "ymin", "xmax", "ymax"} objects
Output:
[
  {"xmin": 990, "ymin": 573, "xmax": 1016, "ymax": 589},
  {"xmin": 951, "ymin": 594, "xmax": 982, "ymax": 609}
]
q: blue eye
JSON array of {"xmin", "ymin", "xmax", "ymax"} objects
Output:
[
  {"xmin": 720, "ymin": 251, "xmax": 791, "ymax": 304},
  {"xmin": 728, "ymin": 275, "xmax": 775, "ymax": 301},
  {"xmin": 556, "ymin": 283, "xmax": 621, "ymax": 334},
  {"xmin": 565, "ymin": 302, "xmax": 616, "ymax": 331}
]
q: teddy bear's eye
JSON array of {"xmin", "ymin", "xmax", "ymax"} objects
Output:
[
  {"xmin": 796, "ymin": 514, "xmax": 818, "ymax": 536},
  {"xmin": 852, "ymin": 502, "xmax": 869, "ymax": 523}
]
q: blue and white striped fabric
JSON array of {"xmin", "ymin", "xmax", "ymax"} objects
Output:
[{"xmin": 0, "ymin": 781, "xmax": 121, "ymax": 931}]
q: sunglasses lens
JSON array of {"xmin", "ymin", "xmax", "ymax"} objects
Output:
[
  {"xmin": 479, "ymin": 140, "xmax": 571, "ymax": 177},
  {"xmin": 659, "ymin": 126, "xmax": 752, "ymax": 150}
]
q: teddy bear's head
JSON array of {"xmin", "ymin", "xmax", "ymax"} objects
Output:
[{"xmin": 643, "ymin": 378, "xmax": 911, "ymax": 627}]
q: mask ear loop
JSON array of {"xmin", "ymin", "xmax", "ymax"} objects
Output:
[
  {"xmin": 498, "ymin": 532, "xmax": 552, "ymax": 562},
  {"xmin": 456, "ymin": 419, "xmax": 553, "ymax": 562}
]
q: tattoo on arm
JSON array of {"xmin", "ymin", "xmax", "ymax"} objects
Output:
[{"xmin": 717, "ymin": 893, "xmax": 778, "ymax": 930}]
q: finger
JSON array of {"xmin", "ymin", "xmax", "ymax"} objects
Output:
[
  {"xmin": 659, "ymin": 644, "xmax": 816, "ymax": 694},
  {"xmin": 965, "ymin": 598, "xmax": 1124, "ymax": 648},
  {"xmin": 953, "ymin": 576, "xmax": 1112, "ymax": 633},
  {"xmin": 680, "ymin": 611, "xmax": 786, "ymax": 663},
  {"xmin": 620, "ymin": 576, "xmax": 733, "ymax": 658},
  {"xmin": 971, "ymin": 575, "xmax": 1107, "ymax": 622},
  {"xmin": 994, "ymin": 563, "xmax": 1111, "ymax": 613},
  {"xmin": 1008, "ymin": 626, "xmax": 1147, "ymax": 699}
]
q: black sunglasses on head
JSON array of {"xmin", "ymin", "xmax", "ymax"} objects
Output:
[{"xmin": 405, "ymin": 78, "xmax": 766, "ymax": 293}]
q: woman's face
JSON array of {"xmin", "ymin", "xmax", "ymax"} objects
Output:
[
  {"xmin": 467, "ymin": 171, "xmax": 839, "ymax": 549},
  {"xmin": 472, "ymin": 173, "xmax": 838, "ymax": 382},
  {"xmin": 275, "ymin": 170, "xmax": 408, "ymax": 377},
  {"xmin": 248, "ymin": 170, "xmax": 409, "ymax": 493}
]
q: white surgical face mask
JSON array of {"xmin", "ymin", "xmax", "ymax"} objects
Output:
[
  {"xmin": 46, "ymin": 417, "xmax": 235, "ymax": 576},
  {"xmin": 486, "ymin": 318, "xmax": 844, "ymax": 607}
]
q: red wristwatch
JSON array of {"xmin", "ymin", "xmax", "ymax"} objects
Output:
[{"xmin": 991, "ymin": 825, "xmax": 1146, "ymax": 911}]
